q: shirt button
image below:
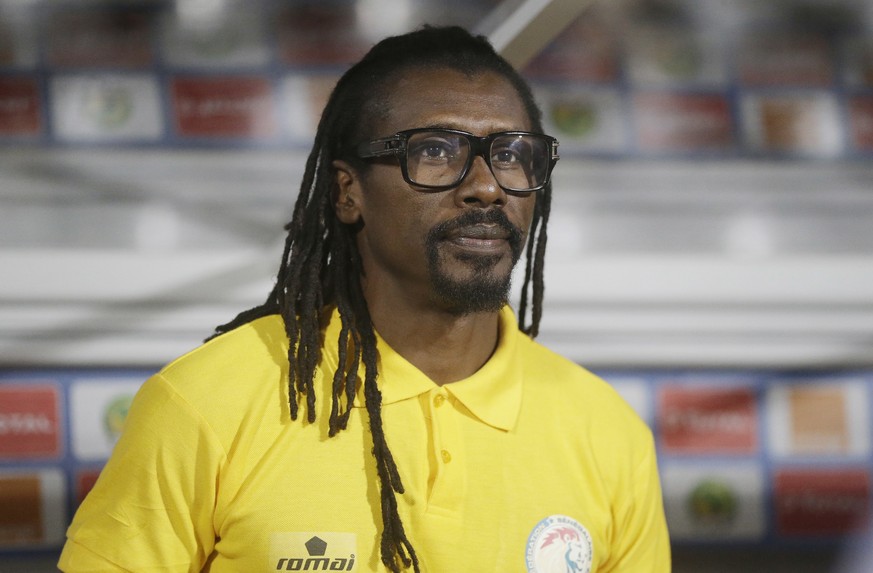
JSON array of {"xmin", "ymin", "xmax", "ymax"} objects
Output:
[
  {"xmin": 434, "ymin": 394, "xmax": 446, "ymax": 407},
  {"xmin": 441, "ymin": 449, "xmax": 452, "ymax": 464}
]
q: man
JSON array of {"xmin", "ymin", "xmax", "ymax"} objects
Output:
[{"xmin": 60, "ymin": 26, "xmax": 670, "ymax": 572}]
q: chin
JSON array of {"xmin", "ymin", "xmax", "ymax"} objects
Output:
[{"xmin": 430, "ymin": 266, "xmax": 513, "ymax": 315}]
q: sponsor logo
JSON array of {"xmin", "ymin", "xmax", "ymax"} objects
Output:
[
  {"xmin": 104, "ymin": 394, "xmax": 134, "ymax": 440},
  {"xmin": 635, "ymin": 93, "xmax": 733, "ymax": 150},
  {"xmin": 849, "ymin": 96, "xmax": 873, "ymax": 150},
  {"xmin": 0, "ymin": 470, "xmax": 66, "ymax": 547},
  {"xmin": 81, "ymin": 83, "xmax": 134, "ymax": 129},
  {"xmin": 662, "ymin": 462, "xmax": 766, "ymax": 541},
  {"xmin": 759, "ymin": 98, "xmax": 818, "ymax": 151},
  {"xmin": 271, "ymin": 532, "xmax": 356, "ymax": 571},
  {"xmin": 550, "ymin": 101, "xmax": 598, "ymax": 137},
  {"xmin": 0, "ymin": 474, "xmax": 42, "ymax": 545},
  {"xmin": 171, "ymin": 77, "xmax": 275, "ymax": 137},
  {"xmin": 526, "ymin": 515, "xmax": 593, "ymax": 573},
  {"xmin": 787, "ymin": 386, "xmax": 849, "ymax": 454},
  {"xmin": 767, "ymin": 379, "xmax": 870, "ymax": 458},
  {"xmin": 774, "ymin": 468, "xmax": 870, "ymax": 536},
  {"xmin": 688, "ymin": 478, "xmax": 738, "ymax": 525},
  {"xmin": 659, "ymin": 385, "xmax": 758, "ymax": 453},
  {"xmin": 0, "ymin": 413, "xmax": 52, "ymax": 434},
  {"xmin": 0, "ymin": 77, "xmax": 41, "ymax": 135},
  {"xmin": 51, "ymin": 75, "xmax": 163, "ymax": 141},
  {"xmin": 0, "ymin": 384, "xmax": 61, "ymax": 459}
]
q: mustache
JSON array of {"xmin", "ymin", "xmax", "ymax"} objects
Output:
[{"xmin": 426, "ymin": 209, "xmax": 525, "ymax": 256}]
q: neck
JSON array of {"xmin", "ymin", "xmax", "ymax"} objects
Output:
[{"xmin": 365, "ymin": 292, "xmax": 502, "ymax": 386}]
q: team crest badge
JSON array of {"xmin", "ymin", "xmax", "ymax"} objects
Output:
[{"xmin": 525, "ymin": 515, "xmax": 593, "ymax": 573}]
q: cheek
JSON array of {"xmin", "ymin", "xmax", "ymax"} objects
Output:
[
  {"xmin": 401, "ymin": 201, "xmax": 445, "ymax": 251},
  {"xmin": 358, "ymin": 186, "xmax": 437, "ymax": 252}
]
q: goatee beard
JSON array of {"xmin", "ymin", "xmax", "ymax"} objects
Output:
[{"xmin": 425, "ymin": 209, "xmax": 524, "ymax": 315}]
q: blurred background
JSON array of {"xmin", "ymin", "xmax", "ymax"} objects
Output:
[{"xmin": 1, "ymin": 0, "xmax": 872, "ymax": 571}]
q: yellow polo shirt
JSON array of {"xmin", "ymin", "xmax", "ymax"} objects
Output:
[{"xmin": 60, "ymin": 307, "xmax": 669, "ymax": 572}]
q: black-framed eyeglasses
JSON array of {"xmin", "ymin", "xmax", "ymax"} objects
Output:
[{"xmin": 356, "ymin": 128, "xmax": 560, "ymax": 193}]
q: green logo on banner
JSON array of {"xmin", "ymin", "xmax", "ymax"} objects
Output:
[{"xmin": 104, "ymin": 394, "xmax": 134, "ymax": 440}]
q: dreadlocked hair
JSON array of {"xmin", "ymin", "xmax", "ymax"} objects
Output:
[{"xmin": 209, "ymin": 25, "xmax": 551, "ymax": 572}]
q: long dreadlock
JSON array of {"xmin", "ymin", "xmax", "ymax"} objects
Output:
[{"xmin": 211, "ymin": 26, "xmax": 552, "ymax": 572}]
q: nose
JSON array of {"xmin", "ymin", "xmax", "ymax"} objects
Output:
[{"xmin": 454, "ymin": 156, "xmax": 506, "ymax": 208}]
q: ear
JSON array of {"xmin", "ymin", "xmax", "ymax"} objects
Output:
[{"xmin": 332, "ymin": 159, "xmax": 363, "ymax": 225}]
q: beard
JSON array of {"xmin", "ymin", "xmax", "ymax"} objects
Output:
[{"xmin": 425, "ymin": 209, "xmax": 525, "ymax": 315}]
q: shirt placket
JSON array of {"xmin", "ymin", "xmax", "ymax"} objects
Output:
[{"xmin": 425, "ymin": 387, "xmax": 465, "ymax": 514}]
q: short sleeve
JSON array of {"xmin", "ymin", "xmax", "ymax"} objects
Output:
[
  {"xmin": 59, "ymin": 373, "xmax": 225, "ymax": 572},
  {"xmin": 602, "ymin": 431, "xmax": 671, "ymax": 572}
]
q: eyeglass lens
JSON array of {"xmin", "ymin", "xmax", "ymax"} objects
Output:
[{"xmin": 405, "ymin": 131, "xmax": 550, "ymax": 191}]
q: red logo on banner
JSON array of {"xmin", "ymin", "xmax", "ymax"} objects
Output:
[
  {"xmin": 0, "ymin": 384, "xmax": 61, "ymax": 459},
  {"xmin": 0, "ymin": 77, "xmax": 41, "ymax": 136},
  {"xmin": 849, "ymin": 96, "xmax": 873, "ymax": 151},
  {"xmin": 171, "ymin": 76, "xmax": 276, "ymax": 138},
  {"xmin": 635, "ymin": 92, "xmax": 734, "ymax": 150},
  {"xmin": 659, "ymin": 385, "xmax": 758, "ymax": 453},
  {"xmin": 775, "ymin": 468, "xmax": 870, "ymax": 536}
]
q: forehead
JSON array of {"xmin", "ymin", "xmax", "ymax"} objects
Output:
[{"xmin": 372, "ymin": 67, "xmax": 532, "ymax": 136}]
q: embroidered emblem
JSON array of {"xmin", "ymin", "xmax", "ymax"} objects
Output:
[{"xmin": 525, "ymin": 515, "xmax": 593, "ymax": 573}]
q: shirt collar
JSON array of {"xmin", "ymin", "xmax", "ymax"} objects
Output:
[
  {"xmin": 439, "ymin": 307, "xmax": 523, "ymax": 431},
  {"xmin": 322, "ymin": 307, "xmax": 524, "ymax": 431}
]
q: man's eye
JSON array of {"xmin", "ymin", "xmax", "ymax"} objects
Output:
[
  {"xmin": 413, "ymin": 139, "xmax": 457, "ymax": 160},
  {"xmin": 492, "ymin": 148, "xmax": 520, "ymax": 164},
  {"xmin": 422, "ymin": 144, "xmax": 449, "ymax": 158}
]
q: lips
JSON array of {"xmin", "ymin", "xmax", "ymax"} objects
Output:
[
  {"xmin": 446, "ymin": 224, "xmax": 511, "ymax": 241},
  {"xmin": 426, "ymin": 209, "xmax": 524, "ymax": 260}
]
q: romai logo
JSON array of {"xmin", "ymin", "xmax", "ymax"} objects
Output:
[{"xmin": 271, "ymin": 532, "xmax": 357, "ymax": 571}]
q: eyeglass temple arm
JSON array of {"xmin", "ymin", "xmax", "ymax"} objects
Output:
[{"xmin": 356, "ymin": 136, "xmax": 404, "ymax": 159}]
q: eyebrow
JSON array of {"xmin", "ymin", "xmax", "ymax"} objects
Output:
[
  {"xmin": 418, "ymin": 122, "xmax": 464, "ymax": 131},
  {"xmin": 411, "ymin": 123, "xmax": 527, "ymax": 135}
]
